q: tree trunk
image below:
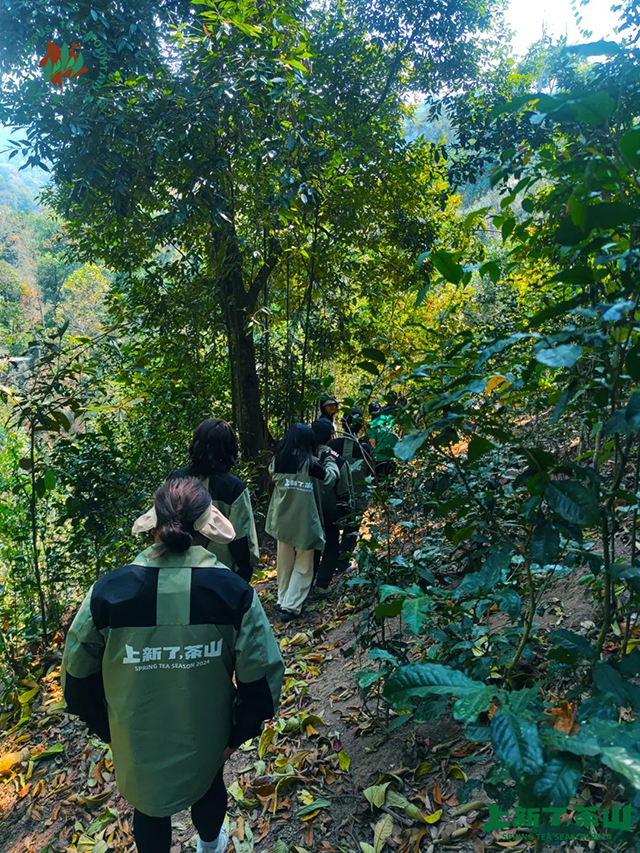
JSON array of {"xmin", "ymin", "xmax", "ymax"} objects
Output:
[
  {"xmin": 213, "ymin": 225, "xmax": 279, "ymax": 468},
  {"xmin": 226, "ymin": 298, "xmax": 269, "ymax": 463}
]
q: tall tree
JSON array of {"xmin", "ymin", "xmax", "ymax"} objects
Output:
[{"xmin": 0, "ymin": 0, "xmax": 499, "ymax": 461}]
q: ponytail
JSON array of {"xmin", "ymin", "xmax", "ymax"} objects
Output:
[
  {"xmin": 157, "ymin": 521, "xmax": 193, "ymax": 553},
  {"xmin": 154, "ymin": 477, "xmax": 211, "ymax": 553}
]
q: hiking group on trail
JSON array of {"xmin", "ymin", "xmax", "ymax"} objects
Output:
[{"xmin": 61, "ymin": 399, "xmax": 402, "ymax": 853}]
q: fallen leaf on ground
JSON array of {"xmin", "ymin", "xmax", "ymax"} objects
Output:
[{"xmin": 373, "ymin": 813, "xmax": 394, "ymax": 853}]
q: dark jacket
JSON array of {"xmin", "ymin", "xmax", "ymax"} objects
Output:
[
  {"xmin": 170, "ymin": 467, "xmax": 259, "ymax": 582},
  {"xmin": 62, "ymin": 545, "xmax": 284, "ymax": 817}
]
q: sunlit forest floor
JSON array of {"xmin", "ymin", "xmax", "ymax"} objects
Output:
[{"xmin": 0, "ymin": 545, "xmax": 602, "ymax": 853}]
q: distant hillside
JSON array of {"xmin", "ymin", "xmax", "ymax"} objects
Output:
[{"xmin": 0, "ymin": 126, "xmax": 49, "ymax": 212}]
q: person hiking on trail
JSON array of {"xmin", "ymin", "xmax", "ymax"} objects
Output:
[
  {"xmin": 311, "ymin": 419, "xmax": 354, "ymax": 592},
  {"xmin": 62, "ymin": 478, "xmax": 284, "ymax": 853},
  {"xmin": 265, "ymin": 423, "xmax": 339, "ymax": 621},
  {"xmin": 328, "ymin": 408, "xmax": 375, "ymax": 572},
  {"xmin": 169, "ymin": 418, "xmax": 260, "ymax": 583},
  {"xmin": 318, "ymin": 395, "xmax": 339, "ymax": 430}
]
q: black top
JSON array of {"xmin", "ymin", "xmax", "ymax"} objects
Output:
[
  {"xmin": 168, "ymin": 466, "xmax": 254, "ymax": 582},
  {"xmin": 272, "ymin": 456, "xmax": 327, "ymax": 478},
  {"xmin": 170, "ymin": 465, "xmax": 247, "ymax": 505},
  {"xmin": 329, "ymin": 436, "xmax": 374, "ymax": 464}
]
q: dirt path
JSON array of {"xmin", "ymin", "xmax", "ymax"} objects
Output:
[
  {"xmin": 0, "ymin": 566, "xmax": 495, "ymax": 853},
  {"xmin": 1, "ymin": 553, "xmax": 603, "ymax": 853}
]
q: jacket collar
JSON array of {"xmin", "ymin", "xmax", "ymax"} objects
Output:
[{"xmin": 132, "ymin": 544, "xmax": 228, "ymax": 569}]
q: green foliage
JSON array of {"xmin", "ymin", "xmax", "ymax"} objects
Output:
[
  {"xmin": 347, "ymin": 11, "xmax": 640, "ymax": 831},
  {"xmin": 0, "ymin": 1, "xmax": 638, "ymax": 837}
]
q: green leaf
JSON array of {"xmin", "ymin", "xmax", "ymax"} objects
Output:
[
  {"xmin": 431, "ymin": 250, "xmax": 463, "ymax": 285},
  {"xmin": 452, "ymin": 687, "xmax": 495, "ymax": 723},
  {"xmin": 618, "ymin": 648, "xmax": 640, "ymax": 678},
  {"xmin": 361, "ymin": 348, "xmax": 386, "ymax": 364},
  {"xmin": 296, "ymin": 798, "xmax": 331, "ymax": 817},
  {"xmin": 587, "ymin": 202, "xmax": 639, "ymax": 230},
  {"xmin": 373, "ymin": 813, "xmax": 394, "ymax": 853},
  {"xmin": 72, "ymin": 51, "xmax": 85, "ymax": 74},
  {"xmin": 358, "ymin": 669, "xmax": 385, "ymax": 689},
  {"xmin": 44, "ymin": 470, "xmax": 56, "ymax": 491},
  {"xmin": 602, "ymin": 409, "xmax": 628, "ymax": 437},
  {"xmin": 369, "ymin": 648, "xmax": 399, "ymax": 665},
  {"xmin": 480, "ymin": 261, "xmax": 500, "ymax": 283},
  {"xmin": 379, "ymin": 584, "xmax": 408, "ymax": 602},
  {"xmin": 506, "ymin": 684, "xmax": 540, "ymax": 716},
  {"xmin": 620, "ymin": 129, "xmax": 640, "ymax": 169},
  {"xmin": 258, "ymin": 726, "xmax": 276, "ymax": 758},
  {"xmin": 542, "ymin": 728, "xmax": 600, "ymax": 757},
  {"xmin": 455, "ymin": 542, "xmax": 513, "ymax": 598},
  {"xmin": 375, "ymin": 600, "xmax": 403, "ymax": 619},
  {"xmin": 548, "ymin": 628, "xmax": 598, "ymax": 663},
  {"xmin": 338, "ymin": 750, "xmax": 351, "ymax": 771},
  {"xmin": 467, "ymin": 435, "xmax": 496, "ymax": 463},
  {"xmin": 32, "ymin": 743, "xmax": 64, "ymax": 761},
  {"xmin": 60, "ymin": 43, "xmax": 69, "ymax": 75},
  {"xmin": 384, "ymin": 664, "xmax": 484, "ymax": 707},
  {"xmin": 598, "ymin": 745, "xmax": 640, "ymax": 789},
  {"xmin": 401, "ymin": 595, "xmax": 430, "ymax": 635},
  {"xmin": 363, "ymin": 782, "xmax": 391, "ymax": 808},
  {"xmin": 394, "ymin": 430, "xmax": 430, "ymax": 461},
  {"xmin": 593, "ymin": 661, "xmax": 640, "ymax": 710},
  {"xmin": 531, "ymin": 522, "xmax": 560, "ymax": 567},
  {"xmin": 491, "ymin": 710, "xmax": 544, "ymax": 778},
  {"xmin": 415, "ymin": 283, "xmax": 430, "ymax": 308},
  {"xmin": 547, "ymin": 268, "xmax": 594, "ymax": 285},
  {"xmin": 357, "ymin": 361, "xmax": 380, "ymax": 375},
  {"xmin": 625, "ymin": 341, "xmax": 640, "ymax": 382},
  {"xmin": 502, "ymin": 217, "xmax": 516, "ymax": 240},
  {"xmin": 533, "ymin": 754, "xmax": 583, "ymax": 807},
  {"xmin": 536, "ymin": 345, "xmax": 582, "ymax": 369},
  {"xmin": 529, "ymin": 293, "xmax": 588, "ymax": 325},
  {"xmin": 552, "ymin": 382, "xmax": 578, "ymax": 423},
  {"xmin": 546, "ymin": 480, "xmax": 600, "ymax": 527},
  {"xmin": 625, "ymin": 391, "xmax": 640, "ymax": 432},
  {"xmin": 494, "ymin": 588, "xmax": 522, "ymax": 621},
  {"xmin": 18, "ymin": 685, "xmax": 39, "ymax": 704}
]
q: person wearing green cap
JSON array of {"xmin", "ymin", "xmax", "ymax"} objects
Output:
[{"xmin": 62, "ymin": 477, "xmax": 284, "ymax": 853}]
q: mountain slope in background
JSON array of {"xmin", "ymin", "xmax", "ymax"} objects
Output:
[{"xmin": 0, "ymin": 125, "xmax": 49, "ymax": 212}]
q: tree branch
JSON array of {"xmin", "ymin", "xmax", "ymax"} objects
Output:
[{"xmin": 247, "ymin": 236, "xmax": 281, "ymax": 309}]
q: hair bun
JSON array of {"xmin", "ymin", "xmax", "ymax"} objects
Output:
[{"xmin": 158, "ymin": 522, "xmax": 192, "ymax": 553}]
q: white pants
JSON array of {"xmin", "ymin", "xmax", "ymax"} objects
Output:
[{"xmin": 277, "ymin": 541, "xmax": 314, "ymax": 615}]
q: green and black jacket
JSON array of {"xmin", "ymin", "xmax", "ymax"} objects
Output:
[
  {"xmin": 170, "ymin": 466, "xmax": 260, "ymax": 582},
  {"xmin": 317, "ymin": 445, "xmax": 354, "ymax": 523},
  {"xmin": 62, "ymin": 545, "xmax": 284, "ymax": 818},
  {"xmin": 265, "ymin": 456, "xmax": 338, "ymax": 551}
]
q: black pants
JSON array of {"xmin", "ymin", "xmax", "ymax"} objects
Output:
[
  {"xmin": 314, "ymin": 521, "xmax": 341, "ymax": 589},
  {"xmin": 133, "ymin": 769, "xmax": 226, "ymax": 853},
  {"xmin": 337, "ymin": 518, "xmax": 358, "ymax": 572}
]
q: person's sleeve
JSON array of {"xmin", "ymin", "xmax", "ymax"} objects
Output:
[
  {"xmin": 228, "ymin": 488, "xmax": 260, "ymax": 582},
  {"xmin": 229, "ymin": 592, "xmax": 285, "ymax": 748},
  {"xmin": 61, "ymin": 590, "xmax": 110, "ymax": 743},
  {"xmin": 319, "ymin": 451, "xmax": 339, "ymax": 491},
  {"xmin": 337, "ymin": 463, "xmax": 354, "ymax": 505}
]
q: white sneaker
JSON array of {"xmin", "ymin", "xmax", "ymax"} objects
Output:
[{"xmin": 197, "ymin": 825, "xmax": 228, "ymax": 853}]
